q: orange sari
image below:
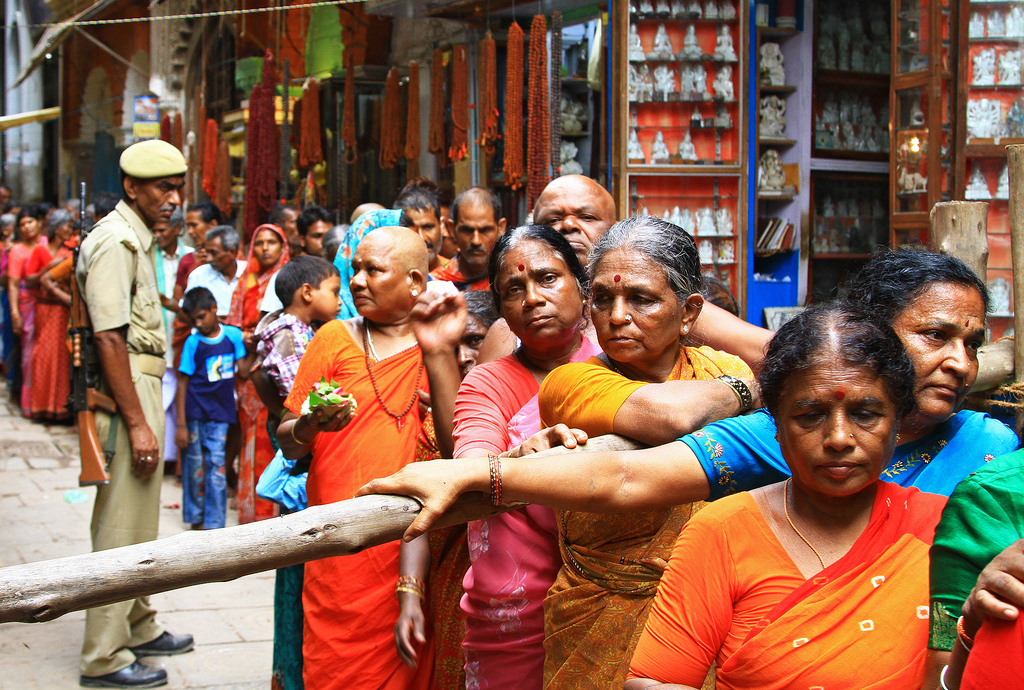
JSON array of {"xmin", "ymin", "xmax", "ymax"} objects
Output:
[
  {"xmin": 629, "ymin": 482, "xmax": 946, "ymax": 689},
  {"xmin": 283, "ymin": 320, "xmax": 432, "ymax": 690},
  {"xmin": 538, "ymin": 345, "xmax": 751, "ymax": 690},
  {"xmin": 229, "ymin": 223, "xmax": 289, "ymax": 523}
]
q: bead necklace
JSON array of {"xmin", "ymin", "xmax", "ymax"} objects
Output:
[
  {"xmin": 783, "ymin": 478, "xmax": 827, "ymax": 571},
  {"xmin": 504, "ymin": 22, "xmax": 524, "ymax": 188},
  {"xmin": 362, "ymin": 319, "xmax": 423, "ymax": 430}
]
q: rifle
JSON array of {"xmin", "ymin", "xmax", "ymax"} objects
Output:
[{"xmin": 68, "ymin": 182, "xmax": 117, "ymax": 486}]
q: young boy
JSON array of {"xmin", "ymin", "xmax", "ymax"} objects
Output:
[{"xmin": 175, "ymin": 287, "xmax": 246, "ymax": 529}]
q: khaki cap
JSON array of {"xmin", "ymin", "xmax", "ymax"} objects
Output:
[{"xmin": 119, "ymin": 140, "xmax": 188, "ymax": 178}]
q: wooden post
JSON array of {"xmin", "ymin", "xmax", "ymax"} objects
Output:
[
  {"xmin": 930, "ymin": 201, "xmax": 989, "ymax": 282},
  {"xmin": 1006, "ymin": 145, "xmax": 1024, "ymax": 440},
  {"xmin": 0, "ymin": 435, "xmax": 644, "ymax": 625}
]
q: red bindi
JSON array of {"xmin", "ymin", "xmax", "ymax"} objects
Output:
[
  {"xmin": 518, "ymin": 264, "xmax": 525, "ymax": 271},
  {"xmin": 835, "ymin": 391, "xmax": 845, "ymax": 400},
  {"xmin": 614, "ymin": 274, "xmax": 621, "ymax": 282}
]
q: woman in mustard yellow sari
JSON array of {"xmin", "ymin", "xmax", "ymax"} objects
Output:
[{"xmin": 535, "ymin": 216, "xmax": 756, "ymax": 689}]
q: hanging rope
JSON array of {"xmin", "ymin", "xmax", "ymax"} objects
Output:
[
  {"xmin": 203, "ymin": 118, "xmax": 218, "ymax": 198},
  {"xmin": 379, "ymin": 67, "xmax": 402, "ymax": 169},
  {"xmin": 527, "ymin": 14, "xmax": 551, "ymax": 209},
  {"xmin": 504, "ymin": 22, "xmax": 524, "ymax": 189},
  {"xmin": 405, "ymin": 61, "xmax": 421, "ymax": 175},
  {"xmin": 428, "ymin": 48, "xmax": 447, "ymax": 167},
  {"xmin": 478, "ymin": 32, "xmax": 498, "ymax": 156},
  {"xmin": 450, "ymin": 44, "xmax": 469, "ymax": 162},
  {"xmin": 550, "ymin": 11, "xmax": 563, "ymax": 173},
  {"xmin": 298, "ymin": 78, "xmax": 323, "ymax": 169},
  {"xmin": 342, "ymin": 54, "xmax": 357, "ymax": 164}
]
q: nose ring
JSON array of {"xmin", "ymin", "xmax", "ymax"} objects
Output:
[{"xmin": 624, "ymin": 314, "xmax": 632, "ymax": 323}]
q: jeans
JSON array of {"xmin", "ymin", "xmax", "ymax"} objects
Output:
[{"xmin": 182, "ymin": 419, "xmax": 229, "ymax": 529}]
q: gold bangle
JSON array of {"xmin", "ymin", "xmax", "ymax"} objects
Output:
[
  {"xmin": 395, "ymin": 585, "xmax": 425, "ymax": 600},
  {"xmin": 290, "ymin": 419, "xmax": 310, "ymax": 445}
]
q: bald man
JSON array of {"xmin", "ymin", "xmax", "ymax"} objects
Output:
[
  {"xmin": 477, "ymin": 175, "xmax": 771, "ymax": 366},
  {"xmin": 349, "ymin": 202, "xmax": 384, "ymax": 225}
]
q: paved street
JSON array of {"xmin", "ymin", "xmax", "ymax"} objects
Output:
[{"xmin": 0, "ymin": 394, "xmax": 275, "ymax": 689}]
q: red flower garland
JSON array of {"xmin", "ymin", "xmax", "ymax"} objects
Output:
[{"xmin": 243, "ymin": 50, "xmax": 279, "ymax": 243}]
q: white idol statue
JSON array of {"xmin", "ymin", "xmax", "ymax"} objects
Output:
[
  {"xmin": 558, "ymin": 140, "xmax": 584, "ymax": 177},
  {"xmin": 671, "ymin": 0, "xmax": 688, "ymax": 17},
  {"xmin": 669, "ymin": 205, "xmax": 685, "ymax": 227},
  {"xmin": 719, "ymin": 240, "xmax": 735, "ymax": 263},
  {"xmin": 687, "ymin": 0, "xmax": 702, "ymax": 17},
  {"xmin": 678, "ymin": 207, "xmax": 696, "ymax": 233},
  {"xmin": 967, "ymin": 98, "xmax": 1003, "ymax": 139},
  {"xmin": 1009, "ymin": 6, "xmax": 1024, "ymax": 37},
  {"xmin": 651, "ymin": 23, "xmax": 675, "ymax": 59},
  {"xmin": 760, "ymin": 42, "xmax": 786, "ymax": 86},
  {"xmin": 999, "ymin": 50, "xmax": 1021, "ymax": 85},
  {"xmin": 650, "ymin": 130, "xmax": 672, "ymax": 163},
  {"xmin": 713, "ymin": 65, "xmax": 734, "ymax": 100},
  {"xmin": 698, "ymin": 239, "xmax": 715, "ymax": 264},
  {"xmin": 678, "ymin": 130, "xmax": 698, "ymax": 161},
  {"xmin": 998, "ymin": 163, "xmax": 1010, "ymax": 198},
  {"xmin": 705, "ymin": 0, "xmax": 719, "ymax": 19},
  {"xmin": 639, "ymin": 0, "xmax": 655, "ymax": 13},
  {"xmin": 969, "ymin": 11, "xmax": 986, "ymax": 39},
  {"xmin": 974, "ymin": 48, "xmax": 997, "ymax": 85},
  {"xmin": 696, "ymin": 207, "xmax": 717, "ymax": 236},
  {"xmin": 715, "ymin": 207, "xmax": 733, "ymax": 236},
  {"xmin": 759, "ymin": 149, "xmax": 786, "ymax": 191},
  {"xmin": 629, "ymin": 24, "xmax": 646, "ymax": 61},
  {"xmin": 965, "ymin": 163, "xmax": 992, "ymax": 199},
  {"xmin": 719, "ymin": 0, "xmax": 736, "ymax": 19},
  {"xmin": 663, "ymin": 208, "xmax": 672, "ymax": 221},
  {"xmin": 713, "ymin": 25, "xmax": 737, "ymax": 62},
  {"xmin": 715, "ymin": 103, "xmax": 732, "ymax": 128},
  {"xmin": 759, "ymin": 95, "xmax": 787, "ymax": 139},
  {"xmin": 656, "ymin": 0, "xmax": 671, "ymax": 15},
  {"xmin": 990, "ymin": 9, "xmax": 1007, "ymax": 38},
  {"xmin": 989, "ymin": 277, "xmax": 1011, "ymax": 315},
  {"xmin": 628, "ymin": 64, "xmax": 642, "ymax": 101},
  {"xmin": 628, "ymin": 128, "xmax": 646, "ymax": 162},
  {"xmin": 681, "ymin": 24, "xmax": 703, "ymax": 59},
  {"xmin": 638, "ymin": 64, "xmax": 654, "ymax": 101},
  {"xmin": 653, "ymin": 63, "xmax": 677, "ymax": 93}
]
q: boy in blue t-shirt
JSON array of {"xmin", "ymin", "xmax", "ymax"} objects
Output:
[{"xmin": 174, "ymin": 287, "xmax": 246, "ymax": 529}]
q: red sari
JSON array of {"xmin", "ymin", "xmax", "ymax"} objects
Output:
[
  {"xmin": 284, "ymin": 320, "xmax": 432, "ymax": 690},
  {"xmin": 227, "ymin": 223, "xmax": 289, "ymax": 523},
  {"xmin": 26, "ymin": 242, "xmax": 73, "ymax": 420}
]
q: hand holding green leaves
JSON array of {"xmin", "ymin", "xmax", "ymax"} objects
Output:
[{"xmin": 301, "ymin": 377, "xmax": 358, "ymax": 417}]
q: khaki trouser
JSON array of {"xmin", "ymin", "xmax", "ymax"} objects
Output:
[{"xmin": 80, "ymin": 356, "xmax": 166, "ymax": 677}]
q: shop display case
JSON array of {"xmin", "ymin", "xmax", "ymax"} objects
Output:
[
  {"xmin": 890, "ymin": 0, "xmax": 956, "ymax": 246},
  {"xmin": 616, "ymin": 0, "xmax": 747, "ymax": 300},
  {"xmin": 954, "ymin": 0, "xmax": 1022, "ymax": 337}
]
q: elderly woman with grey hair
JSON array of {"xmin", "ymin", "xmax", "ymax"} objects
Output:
[{"xmin": 25, "ymin": 207, "xmax": 77, "ymax": 418}]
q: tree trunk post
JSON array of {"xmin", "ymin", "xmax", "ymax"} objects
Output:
[{"xmin": 929, "ymin": 201, "xmax": 989, "ymax": 282}]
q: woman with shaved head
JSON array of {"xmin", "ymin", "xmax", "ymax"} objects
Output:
[{"xmin": 276, "ymin": 226, "xmax": 466, "ymax": 690}]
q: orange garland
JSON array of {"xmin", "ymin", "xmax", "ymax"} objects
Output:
[
  {"xmin": 299, "ymin": 79, "xmax": 324, "ymax": 169},
  {"xmin": 450, "ymin": 44, "xmax": 469, "ymax": 162},
  {"xmin": 478, "ymin": 32, "xmax": 498, "ymax": 156},
  {"xmin": 428, "ymin": 48, "xmax": 446, "ymax": 166},
  {"xmin": 342, "ymin": 55, "xmax": 357, "ymax": 164},
  {"xmin": 527, "ymin": 14, "xmax": 551, "ymax": 209},
  {"xmin": 405, "ymin": 61, "xmax": 421, "ymax": 164},
  {"xmin": 380, "ymin": 67, "xmax": 402, "ymax": 169},
  {"xmin": 503, "ymin": 22, "xmax": 524, "ymax": 189}
]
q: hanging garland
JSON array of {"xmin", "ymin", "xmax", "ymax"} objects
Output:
[
  {"xmin": 299, "ymin": 78, "xmax": 324, "ymax": 169},
  {"xmin": 527, "ymin": 14, "xmax": 551, "ymax": 209},
  {"xmin": 160, "ymin": 114, "xmax": 172, "ymax": 143},
  {"xmin": 405, "ymin": 61, "xmax": 421, "ymax": 174},
  {"xmin": 243, "ymin": 50, "xmax": 279, "ymax": 243},
  {"xmin": 428, "ymin": 48, "xmax": 447, "ymax": 167},
  {"xmin": 342, "ymin": 54, "xmax": 357, "ymax": 164},
  {"xmin": 503, "ymin": 22, "xmax": 524, "ymax": 189},
  {"xmin": 450, "ymin": 44, "xmax": 469, "ymax": 162},
  {"xmin": 214, "ymin": 138, "xmax": 231, "ymax": 216},
  {"xmin": 203, "ymin": 119, "xmax": 219, "ymax": 198},
  {"xmin": 379, "ymin": 67, "xmax": 402, "ymax": 169},
  {"xmin": 478, "ymin": 32, "xmax": 498, "ymax": 156},
  {"xmin": 550, "ymin": 11, "xmax": 563, "ymax": 173}
]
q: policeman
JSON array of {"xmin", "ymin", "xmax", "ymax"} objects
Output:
[{"xmin": 78, "ymin": 140, "xmax": 194, "ymax": 689}]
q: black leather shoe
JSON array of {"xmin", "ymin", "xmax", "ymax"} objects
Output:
[
  {"xmin": 80, "ymin": 661, "xmax": 168, "ymax": 688},
  {"xmin": 128, "ymin": 631, "xmax": 194, "ymax": 657}
]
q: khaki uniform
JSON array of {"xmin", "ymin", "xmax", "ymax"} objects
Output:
[{"xmin": 77, "ymin": 200, "xmax": 169, "ymax": 676}]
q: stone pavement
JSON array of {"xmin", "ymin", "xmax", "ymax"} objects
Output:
[{"xmin": 0, "ymin": 395, "xmax": 275, "ymax": 689}]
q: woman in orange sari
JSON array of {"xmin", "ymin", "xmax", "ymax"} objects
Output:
[
  {"xmin": 536, "ymin": 216, "xmax": 755, "ymax": 689},
  {"xmin": 277, "ymin": 226, "xmax": 465, "ymax": 690},
  {"xmin": 227, "ymin": 223, "xmax": 288, "ymax": 523},
  {"xmin": 625, "ymin": 302, "xmax": 943, "ymax": 689}
]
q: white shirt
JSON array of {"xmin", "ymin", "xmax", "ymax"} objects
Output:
[
  {"xmin": 185, "ymin": 260, "xmax": 245, "ymax": 316},
  {"xmin": 156, "ymin": 240, "xmax": 193, "ymax": 364}
]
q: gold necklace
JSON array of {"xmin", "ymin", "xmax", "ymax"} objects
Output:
[{"xmin": 783, "ymin": 479, "xmax": 826, "ymax": 571}]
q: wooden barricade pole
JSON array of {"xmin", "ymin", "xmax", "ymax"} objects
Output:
[
  {"xmin": 0, "ymin": 435, "xmax": 644, "ymax": 625},
  {"xmin": 1005, "ymin": 145, "xmax": 1024, "ymax": 440}
]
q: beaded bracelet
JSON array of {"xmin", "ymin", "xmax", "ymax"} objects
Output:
[
  {"xmin": 956, "ymin": 615, "xmax": 975, "ymax": 652},
  {"xmin": 488, "ymin": 453, "xmax": 502, "ymax": 506},
  {"xmin": 717, "ymin": 375, "xmax": 753, "ymax": 413}
]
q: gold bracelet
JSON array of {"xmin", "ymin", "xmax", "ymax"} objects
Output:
[
  {"xmin": 395, "ymin": 585, "xmax": 425, "ymax": 600},
  {"xmin": 488, "ymin": 453, "xmax": 503, "ymax": 506},
  {"xmin": 290, "ymin": 419, "xmax": 310, "ymax": 445}
]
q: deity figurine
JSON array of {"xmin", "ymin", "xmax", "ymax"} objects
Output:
[
  {"xmin": 628, "ymin": 24, "xmax": 646, "ymax": 61},
  {"xmin": 628, "ymin": 64, "xmax": 642, "ymax": 101},
  {"xmin": 719, "ymin": 0, "xmax": 736, "ymax": 19},
  {"xmin": 698, "ymin": 239, "xmax": 715, "ymax": 264},
  {"xmin": 719, "ymin": 240, "xmax": 736, "ymax": 263},
  {"xmin": 967, "ymin": 97, "xmax": 1002, "ymax": 139},
  {"xmin": 678, "ymin": 131, "xmax": 698, "ymax": 161},
  {"xmin": 965, "ymin": 164, "xmax": 991, "ymax": 200},
  {"xmin": 559, "ymin": 141, "xmax": 584, "ymax": 177},
  {"xmin": 650, "ymin": 130, "xmax": 672, "ymax": 163},
  {"xmin": 1009, "ymin": 6, "xmax": 1024, "ymax": 37},
  {"xmin": 818, "ymin": 32, "xmax": 837, "ymax": 70},
  {"xmin": 715, "ymin": 207, "xmax": 733, "ymax": 236},
  {"xmin": 704, "ymin": 0, "xmax": 719, "ymax": 19},
  {"xmin": 681, "ymin": 24, "xmax": 703, "ymax": 59},
  {"xmin": 638, "ymin": 64, "xmax": 654, "ymax": 101},
  {"xmin": 998, "ymin": 163, "xmax": 1010, "ymax": 198},
  {"xmin": 639, "ymin": 0, "xmax": 655, "ymax": 13},
  {"xmin": 653, "ymin": 64, "xmax": 677, "ymax": 94},
  {"xmin": 989, "ymin": 277, "xmax": 1011, "ymax": 315},
  {"xmin": 969, "ymin": 11, "xmax": 986, "ymax": 38},
  {"xmin": 671, "ymin": 0, "xmax": 688, "ymax": 17},
  {"xmin": 650, "ymin": 23, "xmax": 675, "ymax": 59},
  {"xmin": 999, "ymin": 50, "xmax": 1021, "ymax": 85},
  {"xmin": 692, "ymin": 105, "xmax": 704, "ymax": 126},
  {"xmin": 713, "ymin": 25, "xmax": 737, "ymax": 61},
  {"xmin": 696, "ymin": 207, "xmax": 717, "ymax": 235},
  {"xmin": 759, "ymin": 95, "xmax": 787, "ymax": 139},
  {"xmin": 687, "ymin": 0, "xmax": 702, "ymax": 18},
  {"xmin": 759, "ymin": 149, "xmax": 786, "ymax": 192},
  {"xmin": 759, "ymin": 43, "xmax": 786, "ymax": 86},
  {"xmin": 974, "ymin": 48, "xmax": 997, "ymax": 85},
  {"xmin": 678, "ymin": 207, "xmax": 696, "ymax": 233},
  {"xmin": 669, "ymin": 205, "xmax": 686, "ymax": 228},
  {"xmin": 684, "ymin": 63, "xmax": 710, "ymax": 98},
  {"xmin": 656, "ymin": 0, "xmax": 671, "ymax": 15},
  {"xmin": 715, "ymin": 103, "xmax": 732, "ymax": 128},
  {"xmin": 628, "ymin": 128, "xmax": 646, "ymax": 162},
  {"xmin": 990, "ymin": 9, "xmax": 1007, "ymax": 38},
  {"xmin": 713, "ymin": 65, "xmax": 734, "ymax": 100}
]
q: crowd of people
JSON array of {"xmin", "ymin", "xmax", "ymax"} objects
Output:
[{"xmin": 10, "ymin": 137, "xmax": 1024, "ymax": 690}]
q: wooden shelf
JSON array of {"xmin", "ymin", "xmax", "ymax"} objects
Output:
[
  {"xmin": 964, "ymin": 140, "xmax": 1024, "ymax": 157},
  {"xmin": 759, "ymin": 84, "xmax": 797, "ymax": 94},
  {"xmin": 758, "ymin": 191, "xmax": 797, "ymax": 200},
  {"xmin": 760, "ymin": 138, "xmax": 796, "ymax": 147}
]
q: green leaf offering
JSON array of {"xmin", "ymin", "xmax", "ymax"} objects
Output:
[{"xmin": 301, "ymin": 376, "xmax": 357, "ymax": 417}]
